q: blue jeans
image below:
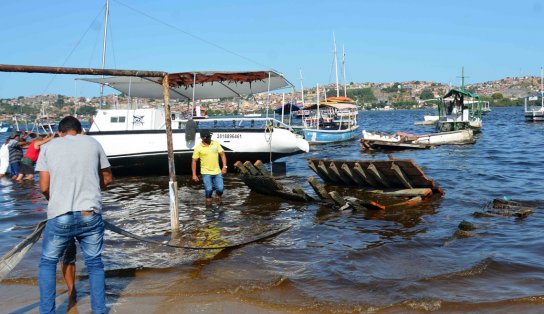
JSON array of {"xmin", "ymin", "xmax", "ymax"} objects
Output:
[
  {"xmin": 39, "ymin": 212, "xmax": 106, "ymax": 314},
  {"xmin": 9, "ymin": 162, "xmax": 20, "ymax": 177},
  {"xmin": 201, "ymin": 174, "xmax": 224, "ymax": 198}
]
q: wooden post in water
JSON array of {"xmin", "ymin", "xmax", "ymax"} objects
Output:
[{"xmin": 163, "ymin": 75, "xmax": 179, "ymax": 231}]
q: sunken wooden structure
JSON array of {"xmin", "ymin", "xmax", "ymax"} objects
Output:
[
  {"xmin": 307, "ymin": 158, "xmax": 444, "ymax": 196},
  {"xmin": 234, "ymin": 160, "xmax": 314, "ymax": 202},
  {"xmin": 235, "ymin": 158, "xmax": 444, "ymax": 211}
]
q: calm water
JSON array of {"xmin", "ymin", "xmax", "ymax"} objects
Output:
[{"xmin": 1, "ymin": 106, "xmax": 544, "ymax": 313}]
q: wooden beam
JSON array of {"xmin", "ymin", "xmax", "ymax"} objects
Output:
[
  {"xmin": 329, "ymin": 161, "xmax": 354, "ymax": 185},
  {"xmin": 318, "ymin": 160, "xmax": 342, "ymax": 184},
  {"xmin": 254, "ymin": 160, "xmax": 270, "ymax": 176},
  {"xmin": 391, "ymin": 162, "xmax": 413, "ymax": 189},
  {"xmin": 367, "ymin": 163, "xmax": 391, "ymax": 188},
  {"xmin": 0, "ymin": 63, "xmax": 167, "ymax": 77},
  {"xmin": 243, "ymin": 161, "xmax": 260, "ymax": 176},
  {"xmin": 340, "ymin": 163, "xmax": 367, "ymax": 186},
  {"xmin": 353, "ymin": 162, "xmax": 379, "ymax": 187},
  {"xmin": 233, "ymin": 161, "xmax": 249, "ymax": 175},
  {"xmin": 308, "ymin": 177, "xmax": 330, "ymax": 200}
]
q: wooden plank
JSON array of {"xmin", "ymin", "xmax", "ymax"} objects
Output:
[
  {"xmin": 307, "ymin": 159, "xmax": 331, "ymax": 183},
  {"xmin": 243, "ymin": 161, "xmax": 260, "ymax": 176},
  {"xmin": 254, "ymin": 160, "xmax": 270, "ymax": 176},
  {"xmin": 344, "ymin": 196, "xmax": 386, "ymax": 210},
  {"xmin": 386, "ymin": 196, "xmax": 423, "ymax": 209},
  {"xmin": 340, "ymin": 163, "xmax": 368, "ymax": 187},
  {"xmin": 391, "ymin": 162, "xmax": 414, "ymax": 189},
  {"xmin": 367, "ymin": 163, "xmax": 391, "ymax": 188},
  {"xmin": 353, "ymin": 162, "xmax": 379, "ymax": 187},
  {"xmin": 233, "ymin": 161, "xmax": 249, "ymax": 175},
  {"xmin": 328, "ymin": 191, "xmax": 347, "ymax": 207},
  {"xmin": 329, "ymin": 161, "xmax": 355, "ymax": 185},
  {"xmin": 242, "ymin": 176, "xmax": 283, "ymax": 193},
  {"xmin": 292, "ymin": 187, "xmax": 315, "ymax": 202},
  {"xmin": 273, "ymin": 190, "xmax": 312, "ymax": 202},
  {"xmin": 318, "ymin": 160, "xmax": 342, "ymax": 184},
  {"xmin": 365, "ymin": 188, "xmax": 432, "ymax": 198},
  {"xmin": 308, "ymin": 176, "xmax": 330, "ymax": 200}
]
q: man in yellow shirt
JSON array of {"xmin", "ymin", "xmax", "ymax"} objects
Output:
[{"xmin": 191, "ymin": 129, "xmax": 228, "ymax": 205}]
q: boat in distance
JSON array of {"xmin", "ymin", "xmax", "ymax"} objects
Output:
[{"xmin": 83, "ymin": 70, "xmax": 309, "ymax": 176}]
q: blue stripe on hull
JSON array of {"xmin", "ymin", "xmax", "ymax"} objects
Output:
[{"xmin": 302, "ymin": 129, "xmax": 358, "ymax": 144}]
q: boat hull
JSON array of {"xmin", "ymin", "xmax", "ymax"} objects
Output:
[
  {"xmin": 88, "ymin": 128, "xmax": 309, "ymax": 176},
  {"xmin": 524, "ymin": 110, "xmax": 544, "ymax": 121},
  {"xmin": 303, "ymin": 127, "xmax": 359, "ymax": 144}
]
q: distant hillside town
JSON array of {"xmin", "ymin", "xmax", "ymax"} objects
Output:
[{"xmin": 0, "ymin": 76, "xmax": 541, "ymax": 122}]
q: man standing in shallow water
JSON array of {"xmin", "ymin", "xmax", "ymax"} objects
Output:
[
  {"xmin": 191, "ymin": 129, "xmax": 228, "ymax": 205},
  {"xmin": 36, "ymin": 116, "xmax": 112, "ymax": 314}
]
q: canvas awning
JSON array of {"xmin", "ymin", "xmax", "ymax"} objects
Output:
[
  {"xmin": 80, "ymin": 70, "xmax": 292, "ymax": 100},
  {"xmin": 443, "ymin": 89, "xmax": 479, "ymax": 99},
  {"xmin": 274, "ymin": 102, "xmax": 301, "ymax": 113},
  {"xmin": 303, "ymin": 102, "xmax": 357, "ymax": 110}
]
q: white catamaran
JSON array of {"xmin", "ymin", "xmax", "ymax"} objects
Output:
[{"xmin": 83, "ymin": 71, "xmax": 309, "ymax": 176}]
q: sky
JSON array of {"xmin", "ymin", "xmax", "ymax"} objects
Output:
[{"xmin": 0, "ymin": 0, "xmax": 542, "ymax": 98}]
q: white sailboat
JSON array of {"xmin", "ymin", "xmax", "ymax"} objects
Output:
[{"xmin": 301, "ymin": 34, "xmax": 359, "ymax": 144}]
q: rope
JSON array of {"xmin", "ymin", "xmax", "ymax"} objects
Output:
[
  {"xmin": 264, "ymin": 123, "xmax": 274, "ymax": 173},
  {"xmin": 104, "ymin": 220, "xmax": 290, "ymax": 250},
  {"xmin": 0, "ymin": 219, "xmax": 290, "ymax": 280}
]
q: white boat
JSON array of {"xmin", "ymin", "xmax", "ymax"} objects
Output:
[
  {"xmin": 414, "ymin": 115, "xmax": 438, "ymax": 126},
  {"xmin": 436, "ymin": 89, "xmax": 483, "ymax": 132},
  {"xmin": 83, "ymin": 71, "xmax": 309, "ymax": 176},
  {"xmin": 361, "ymin": 129, "xmax": 474, "ymax": 150},
  {"xmin": 243, "ymin": 113, "xmax": 261, "ymax": 117},
  {"xmin": 524, "ymin": 67, "xmax": 544, "ymax": 122},
  {"xmin": 0, "ymin": 122, "xmax": 11, "ymax": 133}
]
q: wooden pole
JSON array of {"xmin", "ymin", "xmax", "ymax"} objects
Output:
[
  {"xmin": 163, "ymin": 75, "xmax": 179, "ymax": 230},
  {"xmin": 0, "ymin": 64, "xmax": 167, "ymax": 77}
]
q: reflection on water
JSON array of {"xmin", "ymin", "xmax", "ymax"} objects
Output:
[{"xmin": 1, "ymin": 107, "xmax": 544, "ymax": 312}]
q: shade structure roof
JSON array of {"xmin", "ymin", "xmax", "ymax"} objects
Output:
[
  {"xmin": 443, "ymin": 89, "xmax": 479, "ymax": 99},
  {"xmin": 80, "ymin": 70, "xmax": 292, "ymax": 101},
  {"xmin": 303, "ymin": 102, "xmax": 357, "ymax": 110},
  {"xmin": 274, "ymin": 102, "xmax": 301, "ymax": 113}
]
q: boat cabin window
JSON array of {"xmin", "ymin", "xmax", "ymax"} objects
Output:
[{"xmin": 110, "ymin": 116, "xmax": 126, "ymax": 123}]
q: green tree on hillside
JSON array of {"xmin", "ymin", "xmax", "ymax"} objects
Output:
[
  {"xmin": 419, "ymin": 88, "xmax": 434, "ymax": 100},
  {"xmin": 491, "ymin": 92, "xmax": 503, "ymax": 100}
]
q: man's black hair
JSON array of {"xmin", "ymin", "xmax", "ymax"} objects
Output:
[{"xmin": 58, "ymin": 116, "xmax": 82, "ymax": 133}]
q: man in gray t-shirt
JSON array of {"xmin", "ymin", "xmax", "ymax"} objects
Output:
[{"xmin": 36, "ymin": 116, "xmax": 112, "ymax": 314}]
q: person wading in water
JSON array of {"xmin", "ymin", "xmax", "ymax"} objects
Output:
[{"xmin": 191, "ymin": 129, "xmax": 227, "ymax": 205}]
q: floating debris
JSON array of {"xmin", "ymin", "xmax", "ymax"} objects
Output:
[{"xmin": 473, "ymin": 199, "xmax": 533, "ymax": 218}]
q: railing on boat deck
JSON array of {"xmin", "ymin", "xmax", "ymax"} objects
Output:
[{"xmin": 170, "ymin": 117, "xmax": 298, "ymax": 132}]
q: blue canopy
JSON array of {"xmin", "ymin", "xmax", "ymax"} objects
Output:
[{"xmin": 274, "ymin": 102, "xmax": 301, "ymax": 114}]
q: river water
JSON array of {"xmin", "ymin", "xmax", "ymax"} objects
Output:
[{"xmin": 1, "ymin": 106, "xmax": 544, "ymax": 313}]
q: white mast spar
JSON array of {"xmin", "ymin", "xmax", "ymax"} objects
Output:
[
  {"xmin": 100, "ymin": 0, "xmax": 109, "ymax": 107},
  {"xmin": 541, "ymin": 66, "xmax": 543, "ymax": 110},
  {"xmin": 342, "ymin": 44, "xmax": 347, "ymax": 97},
  {"xmin": 299, "ymin": 69, "xmax": 305, "ymax": 107},
  {"xmin": 333, "ymin": 32, "xmax": 339, "ymax": 97}
]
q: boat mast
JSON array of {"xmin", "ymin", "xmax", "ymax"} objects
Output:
[
  {"xmin": 333, "ymin": 32, "xmax": 339, "ymax": 97},
  {"xmin": 541, "ymin": 66, "xmax": 543, "ymax": 109},
  {"xmin": 299, "ymin": 69, "xmax": 305, "ymax": 107},
  {"xmin": 342, "ymin": 44, "xmax": 347, "ymax": 97},
  {"xmin": 100, "ymin": 0, "xmax": 109, "ymax": 107}
]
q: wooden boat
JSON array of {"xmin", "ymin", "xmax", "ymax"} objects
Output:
[
  {"xmin": 361, "ymin": 129, "xmax": 474, "ymax": 150},
  {"xmin": 302, "ymin": 99, "xmax": 359, "ymax": 144}
]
